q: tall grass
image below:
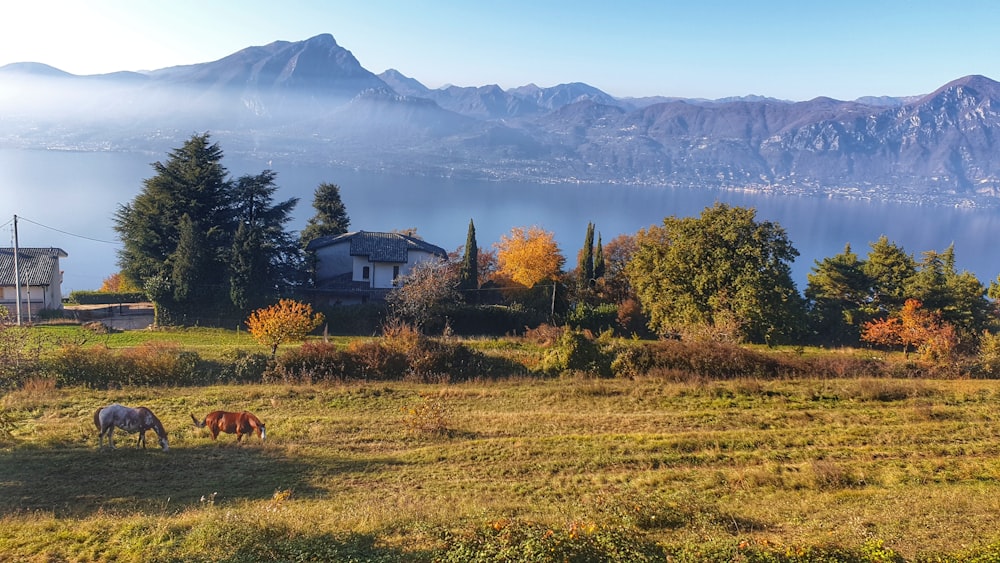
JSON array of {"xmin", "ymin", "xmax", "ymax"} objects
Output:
[{"xmin": 3, "ymin": 378, "xmax": 1000, "ymax": 560}]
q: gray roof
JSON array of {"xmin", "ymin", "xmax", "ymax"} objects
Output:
[
  {"xmin": 306, "ymin": 231, "xmax": 447, "ymax": 263},
  {"xmin": 0, "ymin": 247, "xmax": 67, "ymax": 286}
]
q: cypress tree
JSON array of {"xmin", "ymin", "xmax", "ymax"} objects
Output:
[
  {"xmin": 578, "ymin": 222, "xmax": 595, "ymax": 288},
  {"xmin": 594, "ymin": 233, "xmax": 605, "ymax": 280},
  {"xmin": 459, "ymin": 219, "xmax": 479, "ymax": 299}
]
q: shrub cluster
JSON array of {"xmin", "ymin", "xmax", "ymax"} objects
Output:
[
  {"xmin": 49, "ymin": 342, "xmax": 203, "ymax": 387},
  {"xmin": 607, "ymin": 340, "xmax": 903, "ymax": 380},
  {"xmin": 267, "ymin": 332, "xmax": 518, "ymax": 384}
]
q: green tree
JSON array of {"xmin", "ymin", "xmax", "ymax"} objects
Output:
[
  {"xmin": 458, "ymin": 219, "xmax": 479, "ymax": 299},
  {"xmin": 578, "ymin": 222, "xmax": 595, "ymax": 289},
  {"xmin": 228, "ymin": 170, "xmax": 301, "ymax": 312},
  {"xmin": 593, "ymin": 233, "xmax": 605, "ymax": 280},
  {"xmin": 805, "ymin": 243, "xmax": 873, "ymax": 345},
  {"xmin": 863, "ymin": 235, "xmax": 915, "ymax": 315},
  {"xmin": 300, "ymin": 182, "xmax": 351, "ymax": 248},
  {"xmin": 114, "ymin": 133, "xmax": 233, "ymax": 321},
  {"xmin": 906, "ymin": 245, "xmax": 991, "ymax": 347},
  {"xmin": 626, "ymin": 203, "xmax": 804, "ymax": 343}
]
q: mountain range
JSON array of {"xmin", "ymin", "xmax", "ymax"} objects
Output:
[{"xmin": 2, "ymin": 33, "xmax": 999, "ymax": 207}]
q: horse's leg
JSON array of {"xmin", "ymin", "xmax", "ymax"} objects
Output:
[
  {"xmin": 108, "ymin": 427, "xmax": 116, "ymax": 449},
  {"xmin": 137, "ymin": 430, "xmax": 146, "ymax": 449}
]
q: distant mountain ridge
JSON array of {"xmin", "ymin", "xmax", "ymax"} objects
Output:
[{"xmin": 2, "ymin": 33, "xmax": 999, "ymax": 207}]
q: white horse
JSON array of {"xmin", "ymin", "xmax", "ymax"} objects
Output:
[{"xmin": 93, "ymin": 403, "xmax": 169, "ymax": 451}]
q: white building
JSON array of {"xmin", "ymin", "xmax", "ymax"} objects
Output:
[
  {"xmin": 0, "ymin": 247, "xmax": 67, "ymax": 315},
  {"xmin": 305, "ymin": 231, "xmax": 447, "ymax": 304}
]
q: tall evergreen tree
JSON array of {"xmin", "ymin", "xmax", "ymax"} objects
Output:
[
  {"xmin": 229, "ymin": 170, "xmax": 301, "ymax": 312},
  {"xmin": 805, "ymin": 243, "xmax": 873, "ymax": 345},
  {"xmin": 300, "ymin": 182, "xmax": 351, "ymax": 248},
  {"xmin": 458, "ymin": 219, "xmax": 479, "ymax": 298},
  {"xmin": 863, "ymin": 235, "xmax": 916, "ymax": 315},
  {"xmin": 578, "ymin": 222, "xmax": 595, "ymax": 288},
  {"xmin": 593, "ymin": 233, "xmax": 605, "ymax": 280},
  {"xmin": 114, "ymin": 133, "xmax": 233, "ymax": 321}
]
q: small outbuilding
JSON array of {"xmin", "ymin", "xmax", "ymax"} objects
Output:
[{"xmin": 0, "ymin": 247, "xmax": 68, "ymax": 314}]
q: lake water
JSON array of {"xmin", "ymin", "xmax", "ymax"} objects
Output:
[{"xmin": 2, "ymin": 148, "xmax": 999, "ymax": 295}]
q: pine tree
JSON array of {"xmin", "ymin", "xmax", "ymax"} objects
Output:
[
  {"xmin": 458, "ymin": 219, "xmax": 479, "ymax": 298},
  {"xmin": 300, "ymin": 182, "xmax": 351, "ymax": 248}
]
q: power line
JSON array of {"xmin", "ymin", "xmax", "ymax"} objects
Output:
[{"xmin": 13, "ymin": 215, "xmax": 120, "ymax": 245}]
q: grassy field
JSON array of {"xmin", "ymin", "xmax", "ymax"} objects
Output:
[{"xmin": 4, "ymin": 373, "xmax": 1000, "ymax": 561}]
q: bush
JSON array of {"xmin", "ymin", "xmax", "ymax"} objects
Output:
[
  {"xmin": 541, "ymin": 329, "xmax": 613, "ymax": 378},
  {"xmin": 268, "ymin": 341, "xmax": 355, "ymax": 383},
  {"xmin": 565, "ymin": 302, "xmax": 619, "ymax": 334},
  {"xmin": 49, "ymin": 342, "xmax": 204, "ymax": 387},
  {"xmin": 216, "ymin": 349, "xmax": 271, "ymax": 383}
]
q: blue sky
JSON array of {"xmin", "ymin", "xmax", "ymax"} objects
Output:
[{"xmin": 1, "ymin": 0, "xmax": 998, "ymax": 100}]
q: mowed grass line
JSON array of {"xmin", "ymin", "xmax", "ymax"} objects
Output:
[{"xmin": 3, "ymin": 377, "xmax": 1000, "ymax": 560}]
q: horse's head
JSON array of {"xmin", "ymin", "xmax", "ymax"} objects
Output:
[
  {"xmin": 260, "ymin": 423, "xmax": 266, "ymax": 442},
  {"xmin": 158, "ymin": 433, "xmax": 169, "ymax": 451}
]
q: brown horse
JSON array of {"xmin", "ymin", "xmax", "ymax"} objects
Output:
[
  {"xmin": 94, "ymin": 404, "xmax": 169, "ymax": 451},
  {"xmin": 191, "ymin": 410, "xmax": 266, "ymax": 442}
]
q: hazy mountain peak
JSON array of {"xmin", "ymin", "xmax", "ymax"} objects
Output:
[{"xmin": 0, "ymin": 62, "xmax": 72, "ymax": 77}]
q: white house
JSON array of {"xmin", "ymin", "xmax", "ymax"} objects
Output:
[
  {"xmin": 305, "ymin": 231, "xmax": 448, "ymax": 304},
  {"xmin": 0, "ymin": 247, "xmax": 68, "ymax": 315}
]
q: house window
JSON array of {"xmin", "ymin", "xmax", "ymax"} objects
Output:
[
  {"xmin": 362, "ymin": 266, "xmax": 370, "ymax": 280},
  {"xmin": 392, "ymin": 266, "xmax": 400, "ymax": 280}
]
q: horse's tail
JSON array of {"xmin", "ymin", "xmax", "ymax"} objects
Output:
[
  {"xmin": 191, "ymin": 413, "xmax": 206, "ymax": 428},
  {"xmin": 93, "ymin": 407, "xmax": 103, "ymax": 430}
]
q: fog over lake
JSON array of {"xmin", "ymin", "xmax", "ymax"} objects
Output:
[{"xmin": 3, "ymin": 147, "xmax": 999, "ymax": 295}]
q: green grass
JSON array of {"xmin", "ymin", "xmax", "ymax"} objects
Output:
[{"xmin": 4, "ymin": 377, "xmax": 1000, "ymax": 560}]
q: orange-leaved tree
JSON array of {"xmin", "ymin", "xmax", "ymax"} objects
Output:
[
  {"xmin": 246, "ymin": 299, "xmax": 324, "ymax": 358},
  {"xmin": 861, "ymin": 298, "xmax": 957, "ymax": 360},
  {"xmin": 494, "ymin": 226, "xmax": 564, "ymax": 288},
  {"xmin": 99, "ymin": 272, "xmax": 141, "ymax": 293}
]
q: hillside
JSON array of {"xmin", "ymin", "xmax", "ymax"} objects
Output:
[{"xmin": 2, "ymin": 34, "xmax": 1000, "ymax": 206}]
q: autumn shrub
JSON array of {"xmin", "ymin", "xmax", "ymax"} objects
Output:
[
  {"xmin": 50, "ymin": 342, "xmax": 203, "ymax": 387},
  {"xmin": 118, "ymin": 341, "xmax": 202, "ymax": 386},
  {"xmin": 977, "ymin": 331, "xmax": 1000, "ymax": 378},
  {"xmin": 268, "ymin": 341, "xmax": 354, "ymax": 383},
  {"xmin": 402, "ymin": 395, "xmax": 451, "ymax": 436},
  {"xmin": 522, "ymin": 323, "xmax": 565, "ymax": 346},
  {"xmin": 49, "ymin": 344, "xmax": 123, "ymax": 388},
  {"xmin": 345, "ymin": 339, "xmax": 409, "ymax": 380}
]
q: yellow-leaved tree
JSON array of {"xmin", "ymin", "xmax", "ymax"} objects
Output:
[
  {"xmin": 494, "ymin": 226, "xmax": 564, "ymax": 288},
  {"xmin": 246, "ymin": 299, "xmax": 324, "ymax": 358}
]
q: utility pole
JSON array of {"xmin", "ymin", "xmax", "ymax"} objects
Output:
[{"xmin": 13, "ymin": 214, "xmax": 22, "ymax": 325}]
